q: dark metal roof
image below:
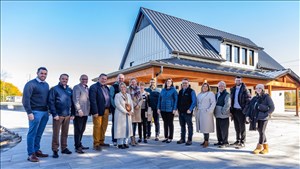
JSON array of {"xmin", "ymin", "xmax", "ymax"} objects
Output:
[
  {"xmin": 257, "ymin": 50, "xmax": 285, "ymax": 70},
  {"xmin": 155, "ymin": 58, "xmax": 272, "ymax": 80}
]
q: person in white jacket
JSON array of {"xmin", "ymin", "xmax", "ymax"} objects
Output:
[{"xmin": 114, "ymin": 82, "xmax": 134, "ymax": 149}]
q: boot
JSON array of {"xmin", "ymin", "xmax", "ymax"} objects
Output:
[
  {"xmin": 130, "ymin": 136, "xmax": 136, "ymax": 146},
  {"xmin": 260, "ymin": 144, "xmax": 269, "ymax": 154},
  {"xmin": 253, "ymin": 144, "xmax": 263, "ymax": 154},
  {"xmin": 203, "ymin": 141, "xmax": 209, "ymax": 148}
]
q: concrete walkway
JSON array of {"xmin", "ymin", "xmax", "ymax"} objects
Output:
[{"xmin": 0, "ymin": 110, "xmax": 299, "ymax": 169}]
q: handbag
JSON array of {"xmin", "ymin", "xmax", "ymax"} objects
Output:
[{"xmin": 125, "ymin": 103, "xmax": 132, "ymax": 112}]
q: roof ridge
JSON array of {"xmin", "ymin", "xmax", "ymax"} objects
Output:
[{"xmin": 141, "ymin": 7, "xmax": 256, "ymax": 46}]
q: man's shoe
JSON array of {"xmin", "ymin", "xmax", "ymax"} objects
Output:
[
  {"xmin": 123, "ymin": 144, "xmax": 129, "ymax": 148},
  {"xmin": 35, "ymin": 150, "xmax": 48, "ymax": 157},
  {"xmin": 61, "ymin": 148, "xmax": 72, "ymax": 154},
  {"xmin": 166, "ymin": 139, "xmax": 172, "ymax": 143},
  {"xmin": 235, "ymin": 143, "xmax": 245, "ymax": 149},
  {"xmin": 162, "ymin": 138, "xmax": 168, "ymax": 142},
  {"xmin": 185, "ymin": 140, "xmax": 192, "ymax": 146},
  {"xmin": 143, "ymin": 139, "xmax": 148, "ymax": 143},
  {"xmin": 154, "ymin": 136, "xmax": 159, "ymax": 141},
  {"xmin": 200, "ymin": 141, "xmax": 205, "ymax": 146},
  {"xmin": 117, "ymin": 145, "xmax": 125, "ymax": 149},
  {"xmin": 230, "ymin": 141, "xmax": 240, "ymax": 146},
  {"xmin": 177, "ymin": 139, "xmax": 186, "ymax": 144},
  {"xmin": 81, "ymin": 145, "xmax": 89, "ymax": 150},
  {"xmin": 138, "ymin": 139, "xmax": 142, "ymax": 143},
  {"xmin": 76, "ymin": 147, "xmax": 84, "ymax": 154},
  {"xmin": 93, "ymin": 146, "xmax": 102, "ymax": 151},
  {"xmin": 214, "ymin": 142, "xmax": 222, "ymax": 146},
  {"xmin": 52, "ymin": 151, "xmax": 59, "ymax": 158},
  {"xmin": 100, "ymin": 143, "xmax": 110, "ymax": 147},
  {"xmin": 28, "ymin": 154, "xmax": 39, "ymax": 162}
]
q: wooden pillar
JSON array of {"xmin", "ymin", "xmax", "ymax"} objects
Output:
[
  {"xmin": 296, "ymin": 88, "xmax": 299, "ymax": 116},
  {"xmin": 268, "ymin": 85, "xmax": 272, "ymax": 97}
]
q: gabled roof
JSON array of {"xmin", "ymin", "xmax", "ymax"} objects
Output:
[
  {"xmin": 119, "ymin": 7, "xmax": 265, "ymax": 69},
  {"xmin": 257, "ymin": 50, "xmax": 285, "ymax": 70}
]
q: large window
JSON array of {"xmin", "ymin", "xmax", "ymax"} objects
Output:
[
  {"xmin": 249, "ymin": 50, "xmax": 254, "ymax": 66},
  {"xmin": 242, "ymin": 48, "xmax": 247, "ymax": 65},
  {"xmin": 234, "ymin": 46, "xmax": 240, "ymax": 63},
  {"xmin": 226, "ymin": 44, "xmax": 232, "ymax": 62}
]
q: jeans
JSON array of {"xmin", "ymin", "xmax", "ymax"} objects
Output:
[
  {"xmin": 179, "ymin": 112, "xmax": 193, "ymax": 141},
  {"xmin": 27, "ymin": 110, "xmax": 49, "ymax": 156}
]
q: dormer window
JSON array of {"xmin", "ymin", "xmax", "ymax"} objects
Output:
[
  {"xmin": 226, "ymin": 44, "xmax": 232, "ymax": 62},
  {"xmin": 234, "ymin": 46, "xmax": 240, "ymax": 63},
  {"xmin": 249, "ymin": 50, "xmax": 254, "ymax": 66},
  {"xmin": 242, "ymin": 48, "xmax": 247, "ymax": 65}
]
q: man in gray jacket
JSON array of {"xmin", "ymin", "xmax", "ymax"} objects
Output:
[
  {"xmin": 214, "ymin": 81, "xmax": 231, "ymax": 148},
  {"xmin": 72, "ymin": 74, "xmax": 90, "ymax": 154}
]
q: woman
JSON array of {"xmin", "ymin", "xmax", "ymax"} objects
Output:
[
  {"xmin": 128, "ymin": 78, "xmax": 143, "ymax": 146},
  {"xmin": 195, "ymin": 82, "xmax": 216, "ymax": 148},
  {"xmin": 114, "ymin": 82, "xmax": 134, "ymax": 149},
  {"xmin": 157, "ymin": 78, "xmax": 178, "ymax": 143},
  {"xmin": 139, "ymin": 82, "xmax": 149, "ymax": 143},
  {"xmin": 246, "ymin": 84, "xmax": 274, "ymax": 154}
]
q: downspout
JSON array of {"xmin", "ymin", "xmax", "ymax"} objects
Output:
[{"xmin": 155, "ymin": 66, "xmax": 164, "ymax": 77}]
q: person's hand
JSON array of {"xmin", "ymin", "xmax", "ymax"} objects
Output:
[
  {"xmin": 187, "ymin": 110, "xmax": 191, "ymax": 114},
  {"xmin": 70, "ymin": 116, "xmax": 75, "ymax": 120},
  {"xmin": 157, "ymin": 109, "xmax": 161, "ymax": 114},
  {"xmin": 93, "ymin": 114, "xmax": 99, "ymax": 118},
  {"xmin": 135, "ymin": 105, "xmax": 140, "ymax": 110},
  {"xmin": 78, "ymin": 110, "xmax": 84, "ymax": 117},
  {"xmin": 28, "ymin": 113, "xmax": 34, "ymax": 121},
  {"xmin": 53, "ymin": 116, "xmax": 59, "ymax": 120}
]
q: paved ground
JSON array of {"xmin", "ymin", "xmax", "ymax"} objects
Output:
[{"xmin": 0, "ymin": 109, "xmax": 299, "ymax": 169}]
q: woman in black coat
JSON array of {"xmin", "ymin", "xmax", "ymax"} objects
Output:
[{"xmin": 246, "ymin": 84, "xmax": 274, "ymax": 154}]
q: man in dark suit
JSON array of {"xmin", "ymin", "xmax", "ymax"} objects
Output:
[{"xmin": 89, "ymin": 73, "xmax": 111, "ymax": 151}]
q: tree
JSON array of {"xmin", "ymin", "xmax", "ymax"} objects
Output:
[{"xmin": 0, "ymin": 80, "xmax": 22, "ymax": 102}]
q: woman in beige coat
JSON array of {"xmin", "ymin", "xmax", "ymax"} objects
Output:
[
  {"xmin": 195, "ymin": 82, "xmax": 216, "ymax": 148},
  {"xmin": 114, "ymin": 82, "xmax": 134, "ymax": 149}
]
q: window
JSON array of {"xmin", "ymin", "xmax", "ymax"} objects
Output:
[
  {"xmin": 242, "ymin": 48, "xmax": 247, "ymax": 65},
  {"xmin": 226, "ymin": 44, "xmax": 232, "ymax": 62},
  {"xmin": 249, "ymin": 50, "xmax": 254, "ymax": 66},
  {"xmin": 234, "ymin": 46, "xmax": 240, "ymax": 63}
]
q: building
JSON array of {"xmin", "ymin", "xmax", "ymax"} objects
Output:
[{"xmin": 96, "ymin": 7, "xmax": 300, "ymax": 115}]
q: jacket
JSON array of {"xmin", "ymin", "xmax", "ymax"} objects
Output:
[
  {"xmin": 145, "ymin": 87, "xmax": 161, "ymax": 110},
  {"xmin": 89, "ymin": 82, "xmax": 111, "ymax": 116},
  {"xmin": 72, "ymin": 83, "xmax": 90, "ymax": 116},
  {"xmin": 48, "ymin": 83, "xmax": 75, "ymax": 117},
  {"xmin": 157, "ymin": 86, "xmax": 178, "ymax": 112},
  {"xmin": 230, "ymin": 83, "xmax": 251, "ymax": 113},
  {"xmin": 214, "ymin": 90, "xmax": 231, "ymax": 119}
]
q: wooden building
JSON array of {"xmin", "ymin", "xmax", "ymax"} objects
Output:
[{"xmin": 98, "ymin": 7, "xmax": 300, "ymax": 115}]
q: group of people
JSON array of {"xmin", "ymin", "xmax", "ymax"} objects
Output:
[{"xmin": 22, "ymin": 67, "xmax": 275, "ymax": 163}]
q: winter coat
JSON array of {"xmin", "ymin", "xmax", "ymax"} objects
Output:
[
  {"xmin": 114, "ymin": 92, "xmax": 133, "ymax": 139},
  {"xmin": 195, "ymin": 91, "xmax": 216, "ymax": 133},
  {"xmin": 214, "ymin": 90, "xmax": 231, "ymax": 119},
  {"xmin": 157, "ymin": 86, "xmax": 178, "ymax": 112}
]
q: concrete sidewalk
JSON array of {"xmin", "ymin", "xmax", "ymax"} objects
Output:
[{"xmin": 0, "ymin": 110, "xmax": 299, "ymax": 169}]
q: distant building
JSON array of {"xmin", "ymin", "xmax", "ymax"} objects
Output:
[
  {"xmin": 6, "ymin": 96, "xmax": 22, "ymax": 103},
  {"xmin": 95, "ymin": 7, "xmax": 300, "ymax": 115}
]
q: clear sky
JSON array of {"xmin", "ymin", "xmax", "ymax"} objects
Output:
[{"xmin": 1, "ymin": 1, "xmax": 299, "ymax": 91}]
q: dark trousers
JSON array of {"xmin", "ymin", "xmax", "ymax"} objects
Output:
[
  {"xmin": 179, "ymin": 112, "xmax": 193, "ymax": 141},
  {"xmin": 161, "ymin": 112, "xmax": 174, "ymax": 139},
  {"xmin": 146, "ymin": 121, "xmax": 152, "ymax": 138},
  {"xmin": 257, "ymin": 120, "xmax": 268, "ymax": 144},
  {"xmin": 73, "ymin": 116, "xmax": 88, "ymax": 149},
  {"xmin": 138, "ymin": 109, "xmax": 148, "ymax": 139},
  {"xmin": 204, "ymin": 133, "xmax": 209, "ymax": 141},
  {"xmin": 216, "ymin": 118, "xmax": 229, "ymax": 144},
  {"xmin": 151, "ymin": 108, "xmax": 160, "ymax": 137},
  {"xmin": 132, "ymin": 123, "xmax": 139, "ymax": 136},
  {"xmin": 232, "ymin": 108, "xmax": 246, "ymax": 143},
  {"xmin": 111, "ymin": 108, "xmax": 117, "ymax": 143}
]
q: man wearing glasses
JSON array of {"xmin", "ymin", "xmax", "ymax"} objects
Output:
[{"xmin": 72, "ymin": 74, "xmax": 90, "ymax": 153}]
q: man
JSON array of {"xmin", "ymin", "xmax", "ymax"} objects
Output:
[
  {"xmin": 72, "ymin": 74, "xmax": 90, "ymax": 154},
  {"xmin": 90, "ymin": 73, "xmax": 111, "ymax": 151},
  {"xmin": 230, "ymin": 76, "xmax": 251, "ymax": 148},
  {"xmin": 214, "ymin": 81, "xmax": 231, "ymax": 148},
  {"xmin": 109, "ymin": 74, "xmax": 125, "ymax": 146},
  {"xmin": 176, "ymin": 79, "xmax": 196, "ymax": 146},
  {"xmin": 145, "ymin": 78, "xmax": 161, "ymax": 141},
  {"xmin": 22, "ymin": 67, "xmax": 50, "ymax": 162},
  {"xmin": 48, "ymin": 74, "xmax": 75, "ymax": 158}
]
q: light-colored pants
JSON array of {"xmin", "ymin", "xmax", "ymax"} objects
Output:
[{"xmin": 93, "ymin": 109, "xmax": 109, "ymax": 146}]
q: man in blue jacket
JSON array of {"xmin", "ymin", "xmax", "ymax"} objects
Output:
[
  {"xmin": 48, "ymin": 74, "xmax": 75, "ymax": 158},
  {"xmin": 89, "ymin": 73, "xmax": 111, "ymax": 151}
]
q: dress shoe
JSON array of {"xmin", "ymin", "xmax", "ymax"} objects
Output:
[
  {"xmin": 162, "ymin": 138, "xmax": 168, "ymax": 142},
  {"xmin": 177, "ymin": 139, "xmax": 186, "ymax": 144},
  {"xmin": 166, "ymin": 139, "xmax": 172, "ymax": 143},
  {"xmin": 123, "ymin": 144, "xmax": 130, "ymax": 148},
  {"xmin": 100, "ymin": 143, "xmax": 110, "ymax": 147},
  {"xmin": 52, "ymin": 151, "xmax": 59, "ymax": 158},
  {"xmin": 230, "ymin": 141, "xmax": 240, "ymax": 146},
  {"xmin": 117, "ymin": 145, "xmax": 125, "ymax": 149},
  {"xmin": 93, "ymin": 146, "xmax": 102, "ymax": 151},
  {"xmin": 28, "ymin": 154, "xmax": 39, "ymax": 162},
  {"xmin": 81, "ymin": 145, "xmax": 89, "ymax": 150},
  {"xmin": 185, "ymin": 140, "xmax": 192, "ymax": 146},
  {"xmin": 76, "ymin": 147, "xmax": 84, "ymax": 154},
  {"xmin": 138, "ymin": 139, "xmax": 142, "ymax": 143},
  {"xmin": 214, "ymin": 142, "xmax": 222, "ymax": 146},
  {"xmin": 154, "ymin": 136, "xmax": 159, "ymax": 141},
  {"xmin": 35, "ymin": 150, "xmax": 49, "ymax": 157},
  {"xmin": 143, "ymin": 139, "xmax": 148, "ymax": 143},
  {"xmin": 61, "ymin": 148, "xmax": 72, "ymax": 154}
]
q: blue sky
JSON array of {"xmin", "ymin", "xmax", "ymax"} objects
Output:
[{"xmin": 1, "ymin": 1, "xmax": 299, "ymax": 90}]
